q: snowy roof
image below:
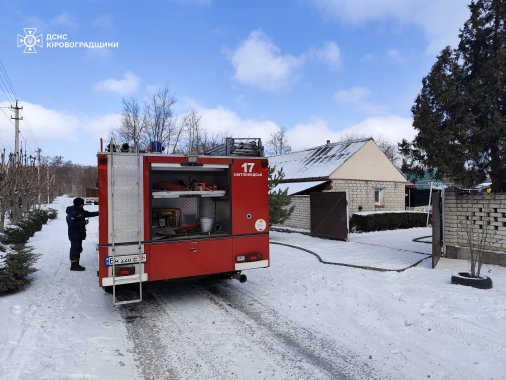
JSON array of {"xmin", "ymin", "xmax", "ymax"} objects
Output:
[
  {"xmin": 268, "ymin": 139, "xmax": 370, "ymax": 181},
  {"xmin": 272, "ymin": 180, "xmax": 328, "ymax": 196},
  {"xmin": 414, "ymin": 180, "xmax": 447, "ymax": 190}
]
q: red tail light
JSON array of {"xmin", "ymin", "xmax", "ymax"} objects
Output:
[
  {"xmin": 115, "ymin": 267, "xmax": 135, "ymax": 276},
  {"xmin": 236, "ymin": 253, "xmax": 262, "ymax": 262}
]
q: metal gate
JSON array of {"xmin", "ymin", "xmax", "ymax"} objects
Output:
[
  {"xmin": 432, "ymin": 190, "xmax": 442, "ymax": 268},
  {"xmin": 310, "ymin": 192, "xmax": 348, "ymax": 240}
]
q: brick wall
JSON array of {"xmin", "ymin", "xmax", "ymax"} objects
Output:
[
  {"xmin": 330, "ymin": 179, "xmax": 405, "ymax": 215},
  {"xmin": 278, "ymin": 179, "xmax": 405, "ymax": 230},
  {"xmin": 280, "ymin": 195, "xmax": 310, "ymax": 230},
  {"xmin": 444, "ymin": 189, "xmax": 506, "ymax": 264}
]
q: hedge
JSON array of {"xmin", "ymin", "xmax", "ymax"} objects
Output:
[
  {"xmin": 0, "ymin": 248, "xmax": 39, "ymax": 294},
  {"xmin": 350, "ymin": 211, "xmax": 428, "ymax": 233},
  {"xmin": 0, "ymin": 207, "xmax": 55, "ymax": 294},
  {"xmin": 0, "ymin": 208, "xmax": 57, "ymax": 245}
]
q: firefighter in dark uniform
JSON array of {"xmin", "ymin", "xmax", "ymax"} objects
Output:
[{"xmin": 66, "ymin": 197, "xmax": 99, "ymax": 271}]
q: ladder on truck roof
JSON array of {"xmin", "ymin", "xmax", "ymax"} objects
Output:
[{"xmin": 109, "ymin": 143, "xmax": 144, "ymax": 305}]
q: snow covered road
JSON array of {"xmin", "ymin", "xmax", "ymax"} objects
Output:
[
  {"xmin": 1, "ymin": 197, "xmax": 505, "ymax": 379},
  {"xmin": 121, "ymin": 275, "xmax": 376, "ymax": 380}
]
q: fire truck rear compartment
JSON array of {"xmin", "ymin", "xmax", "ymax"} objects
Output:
[
  {"xmin": 150, "ymin": 166, "xmax": 231, "ymax": 240},
  {"xmin": 98, "ymin": 150, "xmax": 269, "ymax": 298}
]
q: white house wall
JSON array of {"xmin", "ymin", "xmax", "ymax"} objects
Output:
[
  {"xmin": 330, "ymin": 140, "xmax": 406, "ymax": 183},
  {"xmin": 330, "ymin": 179, "xmax": 405, "ymax": 214}
]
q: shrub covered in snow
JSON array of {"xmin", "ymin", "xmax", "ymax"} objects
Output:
[
  {"xmin": 0, "ymin": 208, "xmax": 55, "ymax": 293},
  {"xmin": 17, "ymin": 218, "xmax": 38, "ymax": 238},
  {"xmin": 31, "ymin": 209, "xmax": 49, "ymax": 225},
  {"xmin": 0, "ymin": 225, "xmax": 30, "ymax": 245},
  {"xmin": 350, "ymin": 211, "xmax": 428, "ymax": 232},
  {"xmin": 0, "ymin": 247, "xmax": 39, "ymax": 294},
  {"xmin": 0, "ymin": 209, "xmax": 56, "ymax": 245},
  {"xmin": 46, "ymin": 208, "xmax": 58, "ymax": 220}
]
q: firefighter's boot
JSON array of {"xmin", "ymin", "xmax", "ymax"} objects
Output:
[{"xmin": 70, "ymin": 260, "xmax": 85, "ymax": 271}]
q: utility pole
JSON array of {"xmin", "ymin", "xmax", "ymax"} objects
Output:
[
  {"xmin": 36, "ymin": 148, "xmax": 42, "ymax": 205},
  {"xmin": 47, "ymin": 164, "xmax": 50, "ymax": 204},
  {"xmin": 10, "ymin": 100, "xmax": 23, "ymax": 164}
]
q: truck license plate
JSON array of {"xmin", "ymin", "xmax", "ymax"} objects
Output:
[{"xmin": 105, "ymin": 254, "xmax": 146, "ymax": 266}]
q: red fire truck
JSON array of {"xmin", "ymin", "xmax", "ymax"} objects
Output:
[{"xmin": 96, "ymin": 138, "xmax": 269, "ymax": 304}]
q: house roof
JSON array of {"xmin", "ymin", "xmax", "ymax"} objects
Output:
[
  {"xmin": 402, "ymin": 171, "xmax": 447, "ymax": 189},
  {"xmin": 268, "ymin": 139, "xmax": 370, "ymax": 181},
  {"xmin": 272, "ymin": 180, "xmax": 329, "ymax": 196}
]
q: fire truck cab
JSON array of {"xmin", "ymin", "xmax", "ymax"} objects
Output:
[{"xmin": 97, "ymin": 138, "xmax": 269, "ymax": 303}]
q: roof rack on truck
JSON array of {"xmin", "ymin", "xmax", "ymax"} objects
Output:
[{"xmin": 204, "ymin": 138, "xmax": 264, "ymax": 157}]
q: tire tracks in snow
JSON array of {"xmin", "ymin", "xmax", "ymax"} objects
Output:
[
  {"xmin": 202, "ymin": 281, "xmax": 376, "ymax": 380},
  {"xmin": 120, "ymin": 280, "xmax": 378, "ymax": 380}
]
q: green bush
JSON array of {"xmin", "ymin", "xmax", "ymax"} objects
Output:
[
  {"xmin": 0, "ymin": 208, "xmax": 52, "ymax": 295},
  {"xmin": 350, "ymin": 211, "xmax": 428, "ymax": 233},
  {"xmin": 0, "ymin": 208, "xmax": 54, "ymax": 244},
  {"xmin": 30, "ymin": 209, "xmax": 49, "ymax": 225},
  {"xmin": 17, "ymin": 218, "xmax": 37, "ymax": 237},
  {"xmin": 28, "ymin": 215, "xmax": 44, "ymax": 232},
  {"xmin": 0, "ymin": 248, "xmax": 39, "ymax": 294},
  {"xmin": 0, "ymin": 226, "xmax": 30, "ymax": 245},
  {"xmin": 46, "ymin": 208, "xmax": 58, "ymax": 220}
]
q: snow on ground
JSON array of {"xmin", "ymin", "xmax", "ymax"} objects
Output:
[
  {"xmin": 0, "ymin": 197, "xmax": 139, "ymax": 379},
  {"xmin": 270, "ymin": 228, "xmax": 432, "ymax": 270},
  {"xmin": 0, "ymin": 196, "xmax": 505, "ymax": 379}
]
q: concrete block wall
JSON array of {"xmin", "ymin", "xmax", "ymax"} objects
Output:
[
  {"xmin": 278, "ymin": 179, "xmax": 405, "ymax": 230},
  {"xmin": 280, "ymin": 195, "xmax": 310, "ymax": 230},
  {"xmin": 330, "ymin": 179, "xmax": 405, "ymax": 215},
  {"xmin": 444, "ymin": 189, "xmax": 506, "ymax": 262}
]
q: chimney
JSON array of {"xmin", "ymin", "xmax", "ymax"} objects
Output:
[{"xmin": 326, "ymin": 140, "xmax": 330, "ymax": 145}]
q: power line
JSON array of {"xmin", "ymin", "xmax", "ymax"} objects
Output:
[
  {"xmin": 0, "ymin": 58, "xmax": 42, "ymax": 158},
  {"xmin": 0, "ymin": 77, "xmax": 15, "ymax": 103},
  {"xmin": 20, "ymin": 130, "xmax": 37, "ymax": 155},
  {"xmin": 21, "ymin": 115, "xmax": 40, "ymax": 149},
  {"xmin": 0, "ymin": 58, "xmax": 18, "ymax": 100},
  {"xmin": 0, "ymin": 106, "xmax": 15, "ymax": 125}
]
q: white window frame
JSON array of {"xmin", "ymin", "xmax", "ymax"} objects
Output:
[{"xmin": 374, "ymin": 188, "xmax": 385, "ymax": 206}]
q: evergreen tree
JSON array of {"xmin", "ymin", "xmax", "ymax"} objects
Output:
[
  {"xmin": 407, "ymin": 0, "xmax": 506, "ymax": 191},
  {"xmin": 0, "ymin": 248, "xmax": 39, "ymax": 294},
  {"xmin": 268, "ymin": 166, "xmax": 295, "ymax": 225}
]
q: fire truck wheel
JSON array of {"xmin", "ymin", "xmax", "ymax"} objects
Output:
[{"xmin": 102, "ymin": 286, "xmax": 113, "ymax": 294}]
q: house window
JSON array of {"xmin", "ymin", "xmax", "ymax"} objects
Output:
[{"xmin": 374, "ymin": 188, "xmax": 385, "ymax": 206}]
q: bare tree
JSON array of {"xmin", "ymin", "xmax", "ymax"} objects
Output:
[
  {"xmin": 118, "ymin": 97, "xmax": 144, "ymax": 151},
  {"xmin": 463, "ymin": 200, "xmax": 491, "ymax": 278},
  {"xmin": 0, "ymin": 152, "xmax": 41, "ymax": 227},
  {"xmin": 180, "ymin": 108, "xmax": 202, "ymax": 155},
  {"xmin": 143, "ymin": 86, "xmax": 183, "ymax": 153},
  {"xmin": 267, "ymin": 126, "xmax": 291, "ymax": 156},
  {"xmin": 178, "ymin": 108, "xmax": 229, "ymax": 155}
]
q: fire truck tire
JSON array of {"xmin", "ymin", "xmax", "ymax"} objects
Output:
[{"xmin": 102, "ymin": 286, "xmax": 113, "ymax": 294}]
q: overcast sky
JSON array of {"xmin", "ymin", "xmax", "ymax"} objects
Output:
[{"xmin": 0, "ymin": 0, "xmax": 471, "ymax": 165}]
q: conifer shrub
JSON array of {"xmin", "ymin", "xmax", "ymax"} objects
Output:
[
  {"xmin": 0, "ymin": 208, "xmax": 52, "ymax": 294},
  {"xmin": 0, "ymin": 248, "xmax": 39, "ymax": 294},
  {"xmin": 17, "ymin": 218, "xmax": 37, "ymax": 237},
  {"xmin": 268, "ymin": 166, "xmax": 295, "ymax": 225},
  {"xmin": 46, "ymin": 208, "xmax": 58, "ymax": 220},
  {"xmin": 30, "ymin": 209, "xmax": 49, "ymax": 225},
  {"xmin": 0, "ymin": 225, "xmax": 30, "ymax": 245}
]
